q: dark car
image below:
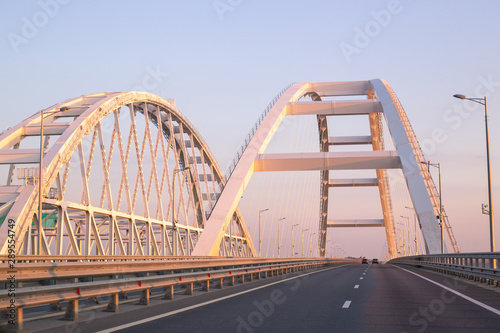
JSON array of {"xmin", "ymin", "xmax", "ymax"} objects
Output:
[
  {"xmin": 361, "ymin": 258, "xmax": 368, "ymax": 264},
  {"xmin": 372, "ymin": 258, "xmax": 379, "ymax": 264}
]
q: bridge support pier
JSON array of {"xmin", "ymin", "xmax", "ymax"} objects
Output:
[
  {"xmin": 137, "ymin": 289, "xmax": 150, "ymax": 305},
  {"xmin": 163, "ymin": 285, "xmax": 174, "ymax": 300},
  {"xmin": 103, "ymin": 293, "xmax": 119, "ymax": 312},
  {"xmin": 202, "ymin": 280, "xmax": 210, "ymax": 292},
  {"xmin": 62, "ymin": 300, "xmax": 79, "ymax": 321},
  {"xmin": 228, "ymin": 276, "xmax": 235, "ymax": 286},
  {"xmin": 184, "ymin": 282, "xmax": 194, "ymax": 295}
]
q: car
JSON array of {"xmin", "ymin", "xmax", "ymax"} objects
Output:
[
  {"xmin": 372, "ymin": 258, "xmax": 379, "ymax": 264},
  {"xmin": 361, "ymin": 258, "xmax": 368, "ymax": 264}
]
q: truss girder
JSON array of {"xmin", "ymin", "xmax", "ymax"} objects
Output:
[{"xmin": 0, "ymin": 92, "xmax": 256, "ymax": 257}]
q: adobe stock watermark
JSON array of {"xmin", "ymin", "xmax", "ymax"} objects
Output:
[
  {"xmin": 402, "ymin": 277, "xmax": 467, "ymax": 333},
  {"xmin": 235, "ymin": 271, "xmax": 310, "ymax": 332},
  {"xmin": 340, "ymin": 0, "xmax": 404, "ymax": 64},
  {"xmin": 68, "ymin": 64, "xmax": 169, "ymax": 172},
  {"xmin": 131, "ymin": 64, "xmax": 169, "ymax": 95},
  {"xmin": 213, "ymin": 0, "xmax": 244, "ymax": 21},
  {"xmin": 7, "ymin": 0, "xmax": 72, "ymax": 53}
]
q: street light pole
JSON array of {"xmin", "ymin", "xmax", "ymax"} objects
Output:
[
  {"xmin": 258, "ymin": 208, "xmax": 269, "ymax": 256},
  {"xmin": 421, "ymin": 161, "xmax": 444, "ymax": 254},
  {"xmin": 291, "ymin": 223, "xmax": 299, "ymax": 257},
  {"xmin": 454, "ymin": 94, "xmax": 495, "ymax": 252},
  {"xmin": 277, "ymin": 217, "xmax": 286, "ymax": 257},
  {"xmin": 405, "ymin": 206, "xmax": 418, "ymax": 255},
  {"xmin": 38, "ymin": 109, "xmax": 44, "ymax": 255},
  {"xmin": 400, "ymin": 216, "xmax": 410, "ymax": 255},
  {"xmin": 172, "ymin": 166, "xmax": 188, "ymax": 256},
  {"xmin": 309, "ymin": 233, "xmax": 316, "ymax": 257},
  {"xmin": 301, "ymin": 228, "xmax": 308, "ymax": 257}
]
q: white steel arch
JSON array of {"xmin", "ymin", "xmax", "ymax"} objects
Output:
[
  {"xmin": 193, "ymin": 80, "xmax": 459, "ymax": 257},
  {"xmin": 0, "ymin": 91, "xmax": 256, "ymax": 256}
]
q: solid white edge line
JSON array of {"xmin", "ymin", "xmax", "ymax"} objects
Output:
[
  {"xmin": 95, "ymin": 264, "xmax": 352, "ymax": 333},
  {"xmin": 392, "ymin": 265, "xmax": 500, "ymax": 316},
  {"xmin": 342, "ymin": 300, "xmax": 352, "ymax": 308}
]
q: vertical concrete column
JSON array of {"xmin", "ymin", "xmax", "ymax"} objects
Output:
[
  {"xmin": 185, "ymin": 282, "xmax": 194, "ymax": 295},
  {"xmin": 163, "ymin": 285, "xmax": 174, "ymax": 300},
  {"xmin": 62, "ymin": 300, "xmax": 79, "ymax": 321},
  {"xmin": 137, "ymin": 289, "xmax": 150, "ymax": 305},
  {"xmin": 104, "ymin": 293, "xmax": 119, "ymax": 312}
]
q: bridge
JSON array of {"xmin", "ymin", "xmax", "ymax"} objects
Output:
[{"xmin": 0, "ymin": 80, "xmax": 498, "ymax": 332}]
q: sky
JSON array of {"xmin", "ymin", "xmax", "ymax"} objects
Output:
[{"xmin": 0, "ymin": 0, "xmax": 499, "ymax": 258}]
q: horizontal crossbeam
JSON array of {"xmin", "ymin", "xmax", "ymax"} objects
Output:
[
  {"xmin": 253, "ymin": 151, "xmax": 402, "ymax": 172},
  {"xmin": 23, "ymin": 123, "xmax": 70, "ymax": 136},
  {"xmin": 286, "ymin": 100, "xmax": 381, "ymax": 116},
  {"xmin": 329, "ymin": 178, "xmax": 378, "ymax": 187},
  {"xmin": 309, "ymin": 81, "xmax": 372, "ymax": 96},
  {"xmin": 328, "ymin": 136, "xmax": 372, "ymax": 145},
  {"xmin": 0, "ymin": 149, "xmax": 40, "ymax": 164},
  {"xmin": 327, "ymin": 219, "xmax": 385, "ymax": 227}
]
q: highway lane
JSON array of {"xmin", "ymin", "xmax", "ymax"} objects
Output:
[{"xmin": 32, "ymin": 263, "xmax": 500, "ymax": 332}]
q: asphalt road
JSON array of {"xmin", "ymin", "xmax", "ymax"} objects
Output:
[{"xmin": 31, "ymin": 263, "xmax": 500, "ymax": 333}]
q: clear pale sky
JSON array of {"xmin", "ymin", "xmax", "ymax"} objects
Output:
[{"xmin": 1, "ymin": 0, "xmax": 499, "ymax": 257}]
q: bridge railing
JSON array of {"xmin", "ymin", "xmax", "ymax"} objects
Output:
[
  {"xmin": 222, "ymin": 83, "xmax": 294, "ymax": 184},
  {"xmin": 0, "ymin": 255, "xmax": 357, "ymax": 330},
  {"xmin": 388, "ymin": 252, "xmax": 500, "ymax": 286}
]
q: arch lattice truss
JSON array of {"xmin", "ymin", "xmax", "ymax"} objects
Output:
[
  {"xmin": 0, "ymin": 92, "xmax": 255, "ymax": 256},
  {"xmin": 193, "ymin": 79, "xmax": 459, "ymax": 257}
]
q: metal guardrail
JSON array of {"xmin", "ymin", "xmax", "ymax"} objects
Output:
[
  {"xmin": 0, "ymin": 255, "xmax": 336, "ymax": 282},
  {"xmin": 388, "ymin": 252, "xmax": 500, "ymax": 285},
  {"xmin": 0, "ymin": 256, "xmax": 357, "ymax": 331}
]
